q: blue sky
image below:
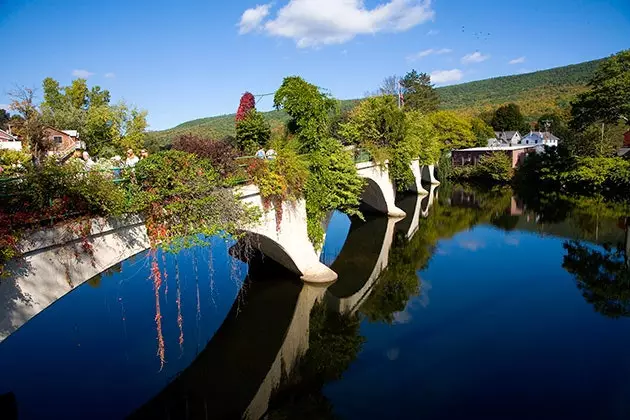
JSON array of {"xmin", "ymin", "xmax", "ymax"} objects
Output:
[{"xmin": 1, "ymin": 0, "xmax": 628, "ymax": 130}]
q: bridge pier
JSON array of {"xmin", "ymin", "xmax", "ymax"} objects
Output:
[
  {"xmin": 355, "ymin": 162, "xmax": 406, "ymax": 217},
  {"xmin": 238, "ymin": 185, "xmax": 337, "ymax": 284},
  {"xmin": 409, "ymin": 160, "xmax": 429, "ymax": 195},
  {"xmin": 421, "ymin": 164, "xmax": 440, "ymax": 185}
]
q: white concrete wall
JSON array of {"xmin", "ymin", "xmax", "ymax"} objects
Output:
[
  {"xmin": 356, "ymin": 161, "xmax": 406, "ymax": 217},
  {"xmin": 236, "ymin": 185, "xmax": 337, "ymax": 284},
  {"xmin": 0, "ymin": 215, "xmax": 151, "ymax": 343}
]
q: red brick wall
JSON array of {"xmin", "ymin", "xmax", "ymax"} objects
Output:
[
  {"xmin": 44, "ymin": 128, "xmax": 76, "ymax": 152},
  {"xmin": 624, "ymin": 131, "xmax": 630, "ymax": 147}
]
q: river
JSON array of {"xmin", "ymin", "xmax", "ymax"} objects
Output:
[{"xmin": 1, "ymin": 184, "xmax": 630, "ymax": 419}]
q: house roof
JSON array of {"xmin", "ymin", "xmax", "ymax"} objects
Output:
[
  {"xmin": 494, "ymin": 131, "xmax": 520, "ymax": 141},
  {"xmin": 455, "ymin": 144, "xmax": 536, "ymax": 152},
  {"xmin": 62, "ymin": 130, "xmax": 79, "ymax": 138},
  {"xmin": 523, "ymin": 131, "xmax": 560, "ymax": 141},
  {"xmin": 0, "ymin": 129, "xmax": 19, "ymax": 142}
]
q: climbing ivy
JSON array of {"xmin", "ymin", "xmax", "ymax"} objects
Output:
[{"xmin": 273, "ymin": 76, "xmax": 364, "ymax": 247}]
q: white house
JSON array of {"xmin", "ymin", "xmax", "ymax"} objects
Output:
[
  {"xmin": 494, "ymin": 131, "xmax": 522, "ymax": 146},
  {"xmin": 0, "ymin": 129, "xmax": 22, "ymax": 151},
  {"xmin": 521, "ymin": 131, "xmax": 559, "ymax": 148}
]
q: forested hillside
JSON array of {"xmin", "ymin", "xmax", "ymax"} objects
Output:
[{"xmin": 146, "ymin": 58, "xmax": 604, "ymax": 150}]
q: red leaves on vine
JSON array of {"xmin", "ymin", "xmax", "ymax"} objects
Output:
[
  {"xmin": 151, "ymin": 253, "xmax": 166, "ymax": 370},
  {"xmin": 236, "ymin": 92, "xmax": 256, "ymax": 123}
]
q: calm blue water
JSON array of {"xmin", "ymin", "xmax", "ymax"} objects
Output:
[{"xmin": 1, "ymin": 186, "xmax": 630, "ymax": 419}]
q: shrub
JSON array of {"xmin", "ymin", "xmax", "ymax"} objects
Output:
[
  {"xmin": 0, "ymin": 149, "xmax": 31, "ymax": 176},
  {"xmin": 473, "ymin": 153, "xmax": 514, "ymax": 183},
  {"xmin": 235, "ymin": 109, "xmax": 271, "ymax": 154},
  {"xmin": 172, "ymin": 134, "xmax": 239, "ymax": 177}
]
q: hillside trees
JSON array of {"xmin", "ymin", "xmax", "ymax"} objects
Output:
[
  {"xmin": 571, "ymin": 50, "xmax": 630, "ymax": 131},
  {"xmin": 491, "ymin": 103, "xmax": 527, "ymax": 132}
]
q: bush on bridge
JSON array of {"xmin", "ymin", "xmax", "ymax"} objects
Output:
[
  {"xmin": 132, "ymin": 150, "xmax": 258, "ymax": 250},
  {"xmin": 172, "ymin": 134, "xmax": 240, "ymax": 178},
  {"xmin": 273, "ymin": 76, "xmax": 364, "ymax": 247}
]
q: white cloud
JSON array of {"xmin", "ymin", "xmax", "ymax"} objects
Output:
[
  {"xmin": 104, "ymin": 72, "xmax": 116, "ymax": 79},
  {"xmin": 458, "ymin": 239, "xmax": 485, "ymax": 251},
  {"xmin": 72, "ymin": 69, "xmax": 94, "ymax": 78},
  {"xmin": 240, "ymin": 0, "xmax": 435, "ymax": 48},
  {"xmin": 430, "ymin": 69, "xmax": 463, "ymax": 84},
  {"xmin": 407, "ymin": 47, "xmax": 451, "ymax": 61},
  {"xmin": 509, "ymin": 56, "xmax": 526, "ymax": 65},
  {"xmin": 461, "ymin": 51, "xmax": 490, "ymax": 64},
  {"xmin": 238, "ymin": 4, "xmax": 272, "ymax": 34},
  {"xmin": 426, "ymin": 29, "xmax": 439, "ymax": 36}
]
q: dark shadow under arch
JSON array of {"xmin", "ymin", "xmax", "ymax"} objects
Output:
[
  {"xmin": 326, "ymin": 214, "xmax": 390, "ymax": 299},
  {"xmin": 130, "ymin": 255, "xmax": 303, "ymax": 420}
]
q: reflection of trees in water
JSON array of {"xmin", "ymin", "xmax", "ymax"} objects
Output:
[
  {"xmin": 267, "ymin": 302, "xmax": 364, "ymax": 420},
  {"xmin": 360, "ymin": 232, "xmax": 421, "ymax": 324},
  {"xmin": 563, "ymin": 241, "xmax": 630, "ymax": 319}
]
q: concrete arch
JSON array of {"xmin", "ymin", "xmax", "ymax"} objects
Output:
[
  {"xmin": 394, "ymin": 194, "xmax": 423, "ymax": 240},
  {"xmin": 237, "ymin": 186, "xmax": 337, "ymax": 284},
  {"xmin": 420, "ymin": 184, "xmax": 439, "ymax": 218},
  {"xmin": 355, "ymin": 162, "xmax": 406, "ymax": 217},
  {"xmin": 325, "ymin": 214, "xmax": 401, "ymax": 315},
  {"xmin": 130, "ymin": 259, "xmax": 325, "ymax": 420}
]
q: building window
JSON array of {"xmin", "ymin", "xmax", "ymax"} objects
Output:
[{"xmin": 53, "ymin": 136, "xmax": 63, "ymax": 144}]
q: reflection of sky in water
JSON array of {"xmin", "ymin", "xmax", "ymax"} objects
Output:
[
  {"xmin": 0, "ymin": 237, "xmax": 247, "ymax": 419},
  {"xmin": 320, "ymin": 211, "xmax": 351, "ymax": 266},
  {"xmin": 325, "ymin": 226, "xmax": 630, "ymax": 420}
]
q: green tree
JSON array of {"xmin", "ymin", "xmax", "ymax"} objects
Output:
[
  {"xmin": 470, "ymin": 117, "xmax": 495, "ymax": 147},
  {"xmin": 427, "ymin": 110, "xmax": 476, "ymax": 150},
  {"xmin": 563, "ymin": 123, "xmax": 626, "ymax": 157},
  {"xmin": 401, "ymin": 70, "xmax": 439, "ymax": 113},
  {"xmin": 235, "ymin": 109, "xmax": 271, "ymax": 154},
  {"xmin": 571, "ymin": 50, "xmax": 630, "ymax": 131},
  {"xmin": 405, "ymin": 110, "xmax": 440, "ymax": 165},
  {"xmin": 274, "ymin": 76, "xmax": 337, "ymax": 152},
  {"xmin": 491, "ymin": 103, "xmax": 526, "ymax": 132},
  {"xmin": 65, "ymin": 78, "xmax": 89, "ymax": 109},
  {"xmin": 88, "ymin": 86, "xmax": 111, "ymax": 108},
  {"xmin": 0, "ymin": 109, "xmax": 9, "ymax": 130}
]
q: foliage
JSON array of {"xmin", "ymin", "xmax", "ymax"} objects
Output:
[
  {"xmin": 470, "ymin": 117, "xmax": 495, "ymax": 147},
  {"xmin": 235, "ymin": 92, "xmax": 256, "ymax": 122},
  {"xmin": 40, "ymin": 77, "xmax": 148, "ymax": 156},
  {"xmin": 8, "ymin": 86, "xmax": 49, "ymax": 163},
  {"xmin": 0, "ymin": 150, "xmax": 31, "ymax": 176},
  {"xmin": 274, "ymin": 76, "xmax": 337, "ymax": 152},
  {"xmin": 132, "ymin": 151, "xmax": 256, "ymax": 249},
  {"xmin": 340, "ymin": 95, "xmax": 415, "ymax": 189},
  {"xmin": 514, "ymin": 146, "xmax": 630, "ymax": 198},
  {"xmin": 247, "ymin": 138, "xmax": 309, "ymax": 231},
  {"xmin": 401, "ymin": 70, "xmax": 440, "ymax": 113},
  {"xmin": 405, "ymin": 110, "xmax": 441, "ymax": 165},
  {"xmin": 0, "ymin": 108, "xmax": 9, "ymax": 130},
  {"xmin": 563, "ymin": 241, "xmax": 630, "ymax": 319},
  {"xmin": 148, "ymin": 59, "xmax": 603, "ymax": 149},
  {"xmin": 172, "ymin": 134, "xmax": 239, "ymax": 177},
  {"xmin": 571, "ymin": 50, "xmax": 630, "ymax": 131},
  {"xmin": 465, "ymin": 153, "xmax": 514, "ymax": 183},
  {"xmin": 305, "ymin": 137, "xmax": 364, "ymax": 246},
  {"xmin": 235, "ymin": 109, "xmax": 271, "ymax": 154},
  {"xmin": 426, "ymin": 110, "xmax": 476, "ymax": 150},
  {"xmin": 564, "ymin": 122, "xmax": 626, "ymax": 158},
  {"xmin": 491, "ymin": 103, "xmax": 527, "ymax": 132}
]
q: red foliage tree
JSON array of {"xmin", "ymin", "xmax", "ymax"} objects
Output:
[
  {"xmin": 236, "ymin": 92, "xmax": 256, "ymax": 123},
  {"xmin": 172, "ymin": 134, "xmax": 239, "ymax": 176}
]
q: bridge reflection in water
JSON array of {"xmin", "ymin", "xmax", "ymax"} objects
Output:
[{"xmin": 0, "ymin": 188, "xmax": 438, "ymax": 420}]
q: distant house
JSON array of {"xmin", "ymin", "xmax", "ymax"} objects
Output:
[
  {"xmin": 44, "ymin": 127, "xmax": 84, "ymax": 160},
  {"xmin": 494, "ymin": 131, "xmax": 522, "ymax": 146},
  {"xmin": 0, "ymin": 129, "xmax": 22, "ymax": 151},
  {"xmin": 521, "ymin": 131, "xmax": 559, "ymax": 147},
  {"xmin": 452, "ymin": 144, "xmax": 537, "ymax": 169}
]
